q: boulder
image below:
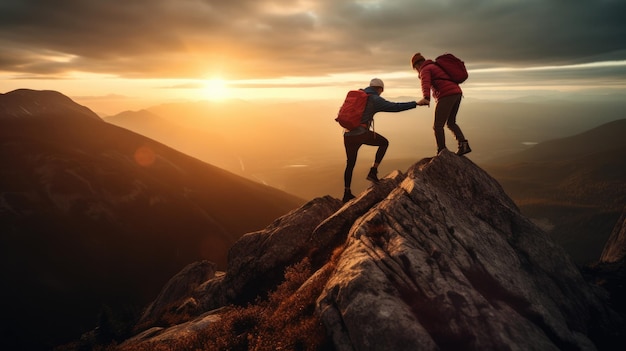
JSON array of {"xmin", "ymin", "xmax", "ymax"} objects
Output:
[{"xmin": 138, "ymin": 260, "xmax": 218, "ymax": 326}]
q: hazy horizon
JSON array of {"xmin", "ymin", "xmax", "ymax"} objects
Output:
[{"xmin": 99, "ymin": 95, "xmax": 626, "ymax": 199}]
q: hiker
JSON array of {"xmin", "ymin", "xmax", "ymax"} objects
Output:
[
  {"xmin": 342, "ymin": 78, "xmax": 417, "ymax": 203},
  {"xmin": 411, "ymin": 52, "xmax": 471, "ymax": 155}
]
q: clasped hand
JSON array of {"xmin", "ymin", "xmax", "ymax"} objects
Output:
[{"xmin": 417, "ymin": 98, "xmax": 430, "ymax": 106}]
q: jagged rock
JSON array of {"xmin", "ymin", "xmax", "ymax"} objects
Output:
[
  {"xmin": 585, "ymin": 207, "xmax": 626, "ymax": 323},
  {"xmin": 138, "ymin": 172, "xmax": 409, "ymax": 325},
  {"xmin": 125, "ymin": 150, "xmax": 623, "ymax": 350},
  {"xmin": 138, "ymin": 260, "xmax": 217, "ymax": 326},
  {"xmin": 600, "ymin": 207, "xmax": 626, "ymax": 264},
  {"xmin": 193, "ymin": 195, "xmax": 343, "ymax": 313},
  {"xmin": 124, "ymin": 310, "xmax": 222, "ymax": 346},
  {"xmin": 317, "ymin": 150, "xmax": 622, "ymax": 351},
  {"xmin": 309, "ymin": 170, "xmax": 406, "ymax": 268}
]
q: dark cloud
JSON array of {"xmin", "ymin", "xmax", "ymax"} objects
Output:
[{"xmin": 0, "ymin": 0, "xmax": 624, "ymax": 80}]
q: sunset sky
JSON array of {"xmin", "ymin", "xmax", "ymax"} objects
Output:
[{"xmin": 1, "ymin": 0, "xmax": 626, "ymax": 114}]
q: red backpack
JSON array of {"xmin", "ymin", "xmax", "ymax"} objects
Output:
[
  {"xmin": 335, "ymin": 89, "xmax": 369, "ymax": 130},
  {"xmin": 434, "ymin": 53, "xmax": 468, "ymax": 84}
]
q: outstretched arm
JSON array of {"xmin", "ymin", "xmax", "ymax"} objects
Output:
[{"xmin": 372, "ymin": 96, "xmax": 417, "ymax": 112}]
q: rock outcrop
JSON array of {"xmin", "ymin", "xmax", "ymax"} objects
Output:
[
  {"xmin": 318, "ymin": 152, "xmax": 621, "ymax": 350},
  {"xmin": 122, "ymin": 151, "xmax": 624, "ymax": 350},
  {"xmin": 600, "ymin": 207, "xmax": 626, "ymax": 264},
  {"xmin": 584, "ymin": 207, "xmax": 626, "ymax": 332}
]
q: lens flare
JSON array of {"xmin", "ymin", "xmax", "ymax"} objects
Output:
[{"xmin": 134, "ymin": 145, "xmax": 156, "ymax": 167}]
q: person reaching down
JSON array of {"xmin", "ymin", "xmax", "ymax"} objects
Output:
[{"xmin": 411, "ymin": 52, "xmax": 471, "ymax": 156}]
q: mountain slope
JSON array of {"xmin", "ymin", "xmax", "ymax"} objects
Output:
[
  {"xmin": 114, "ymin": 150, "xmax": 624, "ymax": 351},
  {"xmin": 484, "ymin": 119, "xmax": 626, "ymax": 264},
  {"xmin": 105, "ymin": 109, "xmax": 242, "ymax": 173},
  {"xmin": 0, "ymin": 89, "xmax": 304, "ymax": 350},
  {"xmin": 493, "ymin": 118, "xmax": 626, "ymax": 163}
]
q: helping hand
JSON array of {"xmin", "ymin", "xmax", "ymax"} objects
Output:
[{"xmin": 417, "ymin": 98, "xmax": 430, "ymax": 107}]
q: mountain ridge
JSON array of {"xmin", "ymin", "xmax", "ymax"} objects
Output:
[
  {"xmin": 490, "ymin": 118, "xmax": 626, "ymax": 164},
  {"xmin": 0, "ymin": 89, "xmax": 101, "ymax": 120}
]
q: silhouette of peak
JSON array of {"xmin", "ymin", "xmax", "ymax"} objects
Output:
[
  {"xmin": 0, "ymin": 88, "xmax": 100, "ymax": 120},
  {"xmin": 121, "ymin": 150, "xmax": 624, "ymax": 350}
]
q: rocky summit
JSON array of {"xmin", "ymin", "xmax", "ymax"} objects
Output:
[{"xmin": 119, "ymin": 150, "xmax": 624, "ymax": 351}]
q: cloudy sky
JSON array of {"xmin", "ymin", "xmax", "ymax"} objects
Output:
[{"xmin": 1, "ymin": 0, "xmax": 625, "ymax": 112}]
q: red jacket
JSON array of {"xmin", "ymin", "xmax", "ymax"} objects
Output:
[{"xmin": 418, "ymin": 59, "xmax": 462, "ymax": 101}]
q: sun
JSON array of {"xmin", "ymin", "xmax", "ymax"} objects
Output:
[{"xmin": 203, "ymin": 78, "xmax": 231, "ymax": 100}]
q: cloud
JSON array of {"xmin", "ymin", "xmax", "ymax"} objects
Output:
[{"xmin": 0, "ymin": 0, "xmax": 625, "ymax": 81}]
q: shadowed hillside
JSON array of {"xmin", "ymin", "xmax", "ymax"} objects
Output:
[
  {"xmin": 484, "ymin": 119, "xmax": 626, "ymax": 264},
  {"xmin": 491, "ymin": 118, "xmax": 626, "ymax": 163},
  {"xmin": 0, "ymin": 89, "xmax": 304, "ymax": 350}
]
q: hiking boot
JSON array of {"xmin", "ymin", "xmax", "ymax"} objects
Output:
[
  {"xmin": 366, "ymin": 167, "xmax": 379, "ymax": 183},
  {"xmin": 342, "ymin": 190, "xmax": 355, "ymax": 203},
  {"xmin": 457, "ymin": 140, "xmax": 472, "ymax": 155}
]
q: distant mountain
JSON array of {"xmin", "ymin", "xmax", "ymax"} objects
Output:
[
  {"xmin": 0, "ymin": 88, "xmax": 101, "ymax": 120},
  {"xmin": 105, "ymin": 108, "xmax": 166, "ymax": 127},
  {"xmin": 492, "ymin": 118, "xmax": 626, "ymax": 163},
  {"xmin": 105, "ymin": 109, "xmax": 242, "ymax": 173},
  {"xmin": 106, "ymin": 99, "xmax": 348, "ymax": 197},
  {"xmin": 0, "ymin": 89, "xmax": 304, "ymax": 350},
  {"xmin": 484, "ymin": 119, "xmax": 626, "ymax": 264}
]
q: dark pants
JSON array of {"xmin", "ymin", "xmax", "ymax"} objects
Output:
[
  {"xmin": 434, "ymin": 94, "xmax": 465, "ymax": 151},
  {"xmin": 343, "ymin": 131, "xmax": 388, "ymax": 188}
]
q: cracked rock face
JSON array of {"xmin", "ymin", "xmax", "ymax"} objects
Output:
[{"xmin": 317, "ymin": 151, "xmax": 621, "ymax": 351}]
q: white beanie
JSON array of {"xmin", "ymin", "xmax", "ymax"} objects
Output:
[{"xmin": 369, "ymin": 78, "xmax": 384, "ymax": 89}]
